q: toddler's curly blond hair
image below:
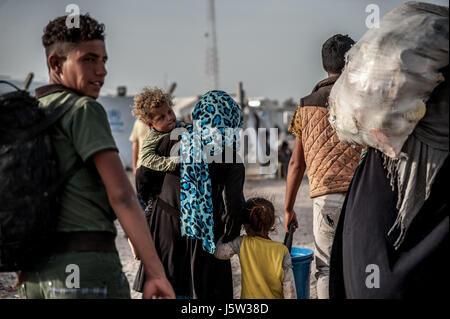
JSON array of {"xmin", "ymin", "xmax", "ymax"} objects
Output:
[{"xmin": 131, "ymin": 87, "xmax": 173, "ymax": 125}]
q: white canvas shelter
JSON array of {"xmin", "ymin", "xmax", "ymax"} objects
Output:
[
  {"xmin": 172, "ymin": 96, "xmax": 199, "ymax": 120},
  {"xmin": 98, "ymin": 95, "xmax": 135, "ymax": 169}
]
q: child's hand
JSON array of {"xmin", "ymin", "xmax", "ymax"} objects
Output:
[{"xmin": 128, "ymin": 238, "xmax": 140, "ymax": 260}]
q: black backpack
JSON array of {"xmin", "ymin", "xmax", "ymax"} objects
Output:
[{"xmin": 0, "ymin": 81, "xmax": 81, "ymax": 271}]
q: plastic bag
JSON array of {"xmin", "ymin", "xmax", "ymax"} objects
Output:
[{"xmin": 328, "ymin": 2, "xmax": 449, "ymax": 158}]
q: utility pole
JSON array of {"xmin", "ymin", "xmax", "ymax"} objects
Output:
[
  {"xmin": 22, "ymin": 72, "xmax": 34, "ymax": 90},
  {"xmin": 237, "ymin": 81, "xmax": 246, "ymax": 109},
  {"xmin": 205, "ymin": 0, "xmax": 219, "ymax": 91},
  {"xmin": 168, "ymin": 82, "xmax": 177, "ymax": 95}
]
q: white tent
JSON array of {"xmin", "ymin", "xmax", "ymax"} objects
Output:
[
  {"xmin": 172, "ymin": 96, "xmax": 198, "ymax": 120},
  {"xmin": 98, "ymin": 95, "xmax": 135, "ymax": 169}
]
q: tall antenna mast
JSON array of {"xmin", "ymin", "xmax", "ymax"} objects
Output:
[{"xmin": 205, "ymin": 0, "xmax": 219, "ymax": 91}]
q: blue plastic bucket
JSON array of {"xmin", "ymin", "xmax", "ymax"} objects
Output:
[{"xmin": 290, "ymin": 247, "xmax": 314, "ymax": 299}]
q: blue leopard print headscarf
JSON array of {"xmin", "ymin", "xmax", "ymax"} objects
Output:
[{"xmin": 180, "ymin": 90, "xmax": 243, "ymax": 254}]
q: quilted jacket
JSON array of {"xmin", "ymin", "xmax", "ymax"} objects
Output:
[{"xmin": 288, "ymin": 76, "xmax": 361, "ymax": 198}]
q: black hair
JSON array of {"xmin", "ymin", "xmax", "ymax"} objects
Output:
[
  {"xmin": 42, "ymin": 13, "xmax": 105, "ymax": 57},
  {"xmin": 321, "ymin": 34, "xmax": 355, "ymax": 74},
  {"xmin": 244, "ymin": 198, "xmax": 275, "ymax": 237}
]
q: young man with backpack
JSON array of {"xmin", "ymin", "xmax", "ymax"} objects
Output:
[
  {"xmin": 14, "ymin": 14, "xmax": 174, "ymax": 299},
  {"xmin": 283, "ymin": 34, "xmax": 362, "ymax": 299}
]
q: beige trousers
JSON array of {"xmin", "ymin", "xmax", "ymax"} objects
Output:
[{"xmin": 312, "ymin": 193, "xmax": 346, "ymax": 299}]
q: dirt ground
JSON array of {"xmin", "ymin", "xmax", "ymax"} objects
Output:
[{"xmin": 0, "ymin": 167, "xmax": 317, "ymax": 299}]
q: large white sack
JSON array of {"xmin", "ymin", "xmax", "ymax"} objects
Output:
[{"xmin": 328, "ymin": 2, "xmax": 448, "ymax": 158}]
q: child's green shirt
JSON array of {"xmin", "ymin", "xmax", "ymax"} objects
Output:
[{"xmin": 139, "ymin": 121, "xmax": 185, "ymax": 172}]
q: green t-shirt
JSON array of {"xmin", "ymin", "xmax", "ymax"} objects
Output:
[{"xmin": 38, "ymin": 88, "xmax": 118, "ymax": 234}]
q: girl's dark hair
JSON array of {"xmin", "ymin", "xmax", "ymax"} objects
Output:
[
  {"xmin": 42, "ymin": 13, "xmax": 105, "ymax": 57},
  {"xmin": 244, "ymin": 198, "xmax": 275, "ymax": 237}
]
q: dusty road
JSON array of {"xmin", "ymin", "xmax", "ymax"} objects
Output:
[{"xmin": 0, "ymin": 168, "xmax": 316, "ymax": 299}]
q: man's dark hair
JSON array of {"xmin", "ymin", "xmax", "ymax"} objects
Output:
[
  {"xmin": 42, "ymin": 13, "xmax": 105, "ymax": 57},
  {"xmin": 321, "ymin": 34, "xmax": 355, "ymax": 74}
]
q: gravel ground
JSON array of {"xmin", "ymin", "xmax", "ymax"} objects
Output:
[{"xmin": 0, "ymin": 168, "xmax": 316, "ymax": 299}]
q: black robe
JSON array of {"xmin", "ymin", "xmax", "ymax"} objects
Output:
[
  {"xmin": 329, "ymin": 148, "xmax": 449, "ymax": 299},
  {"xmin": 133, "ymin": 134, "xmax": 247, "ymax": 299}
]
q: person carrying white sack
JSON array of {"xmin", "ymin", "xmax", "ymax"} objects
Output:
[{"xmin": 329, "ymin": 2, "xmax": 449, "ymax": 299}]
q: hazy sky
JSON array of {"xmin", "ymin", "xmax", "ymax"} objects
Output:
[{"xmin": 0, "ymin": 0, "xmax": 448, "ymax": 102}]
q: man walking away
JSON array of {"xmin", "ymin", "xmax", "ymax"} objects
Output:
[{"xmin": 284, "ymin": 34, "xmax": 361, "ymax": 299}]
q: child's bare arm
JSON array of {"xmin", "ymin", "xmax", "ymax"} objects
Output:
[
  {"xmin": 214, "ymin": 236, "xmax": 242, "ymax": 260},
  {"xmin": 282, "ymin": 253, "xmax": 297, "ymax": 299}
]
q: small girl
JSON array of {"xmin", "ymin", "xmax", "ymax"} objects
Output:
[{"xmin": 215, "ymin": 198, "xmax": 297, "ymax": 299}]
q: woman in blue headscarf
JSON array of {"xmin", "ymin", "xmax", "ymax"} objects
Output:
[{"xmin": 133, "ymin": 90, "xmax": 247, "ymax": 299}]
